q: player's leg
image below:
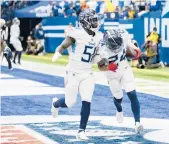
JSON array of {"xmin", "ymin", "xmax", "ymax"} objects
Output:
[
  {"xmin": 17, "ymin": 51, "xmax": 22, "ymax": 64},
  {"xmin": 51, "ymin": 71, "xmax": 79, "ymax": 117},
  {"xmin": 122, "ymin": 65, "xmax": 143, "ymax": 133},
  {"xmin": 4, "ymin": 53, "xmax": 12, "ymax": 70},
  {"xmin": 77, "ymin": 72, "xmax": 95, "ymax": 140},
  {"xmin": 11, "ymin": 39, "xmax": 23, "ymax": 64},
  {"xmin": 13, "ymin": 51, "xmax": 17, "ymax": 64},
  {"xmin": 15, "ymin": 39, "xmax": 23, "ymax": 64},
  {"xmin": 108, "ymin": 77, "xmax": 123, "ymax": 123}
]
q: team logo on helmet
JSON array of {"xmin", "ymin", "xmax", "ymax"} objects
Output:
[{"xmin": 104, "ymin": 29, "xmax": 123, "ymax": 53}]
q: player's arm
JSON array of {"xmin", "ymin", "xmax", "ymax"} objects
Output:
[
  {"xmin": 52, "ymin": 36, "xmax": 75, "ymax": 62},
  {"xmin": 126, "ymin": 41, "xmax": 141, "ymax": 60},
  {"xmin": 97, "ymin": 58, "xmax": 109, "ymax": 71},
  {"xmin": 93, "ymin": 45, "xmax": 109, "ymax": 71}
]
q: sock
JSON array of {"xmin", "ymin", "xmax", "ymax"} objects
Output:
[
  {"xmin": 53, "ymin": 97, "xmax": 68, "ymax": 108},
  {"xmin": 13, "ymin": 51, "xmax": 17, "ymax": 63},
  {"xmin": 4, "ymin": 54, "xmax": 12, "ymax": 69},
  {"xmin": 18, "ymin": 51, "xmax": 22, "ymax": 64},
  {"xmin": 78, "ymin": 129, "xmax": 84, "ymax": 133},
  {"xmin": 79, "ymin": 101, "xmax": 91, "ymax": 130},
  {"xmin": 127, "ymin": 90, "xmax": 140, "ymax": 123},
  {"xmin": 113, "ymin": 97, "xmax": 123, "ymax": 112}
]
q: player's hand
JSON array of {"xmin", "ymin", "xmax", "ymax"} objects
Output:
[
  {"xmin": 52, "ymin": 52, "xmax": 62, "ymax": 62},
  {"xmin": 98, "ymin": 64, "xmax": 108, "ymax": 71},
  {"xmin": 97, "ymin": 58, "xmax": 109, "ymax": 71}
]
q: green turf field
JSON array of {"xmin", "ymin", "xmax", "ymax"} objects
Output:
[{"xmin": 22, "ymin": 53, "xmax": 169, "ymax": 82}]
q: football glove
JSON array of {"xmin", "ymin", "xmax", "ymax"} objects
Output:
[
  {"xmin": 108, "ymin": 62, "xmax": 118, "ymax": 72},
  {"xmin": 52, "ymin": 51, "xmax": 62, "ymax": 62}
]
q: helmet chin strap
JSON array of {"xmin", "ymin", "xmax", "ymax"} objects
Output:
[{"xmin": 90, "ymin": 26, "xmax": 99, "ymax": 33}]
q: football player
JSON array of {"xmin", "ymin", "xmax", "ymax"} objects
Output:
[
  {"xmin": 0, "ymin": 19, "xmax": 13, "ymax": 70},
  {"xmin": 10, "ymin": 17, "xmax": 23, "ymax": 64},
  {"xmin": 95, "ymin": 29, "xmax": 143, "ymax": 134},
  {"xmin": 51, "ymin": 9, "xmax": 102, "ymax": 140}
]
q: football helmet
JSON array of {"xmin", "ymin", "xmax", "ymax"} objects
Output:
[
  {"xmin": 13, "ymin": 17, "xmax": 20, "ymax": 25},
  {"xmin": 103, "ymin": 29, "xmax": 123, "ymax": 53},
  {"xmin": 79, "ymin": 9, "xmax": 98, "ymax": 32}
]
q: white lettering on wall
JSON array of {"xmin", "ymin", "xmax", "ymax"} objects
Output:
[
  {"xmin": 149, "ymin": 18, "xmax": 160, "ymax": 33},
  {"xmin": 144, "ymin": 18, "xmax": 149, "ymax": 39},
  {"xmin": 144, "ymin": 18, "xmax": 169, "ymax": 48},
  {"xmin": 162, "ymin": 18, "xmax": 169, "ymax": 48}
]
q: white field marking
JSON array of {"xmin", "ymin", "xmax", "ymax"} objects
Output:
[
  {"xmin": 42, "ymin": 126, "xmax": 62, "ymax": 131},
  {"xmin": 66, "ymin": 138, "xmax": 84, "ymax": 143},
  {"xmin": 100, "ymin": 117, "xmax": 169, "ymax": 130},
  {"xmin": 32, "ymin": 123, "xmax": 57, "ymax": 127},
  {"xmin": 121, "ymin": 141, "xmax": 142, "ymax": 144},
  {"xmin": 144, "ymin": 129, "xmax": 169, "ymax": 143},
  {"xmin": 0, "ymin": 76, "xmax": 64, "ymax": 96},
  {"xmin": 1, "ymin": 139, "xmax": 38, "ymax": 143},
  {"xmin": 1, "ymin": 115, "xmax": 169, "ymax": 130},
  {"xmin": 0, "ymin": 115, "xmax": 103, "ymax": 124},
  {"xmin": 50, "ymin": 129, "xmax": 135, "ymax": 137},
  {"xmin": 17, "ymin": 125, "xmax": 58, "ymax": 144},
  {"xmin": 2, "ymin": 61, "xmax": 169, "ymax": 98},
  {"xmin": 42, "ymin": 127, "xmax": 62, "ymax": 131},
  {"xmin": 105, "ymin": 136, "xmax": 128, "ymax": 140},
  {"xmin": 1, "ymin": 116, "xmax": 169, "ymax": 143},
  {"xmin": 1, "ymin": 132, "xmax": 23, "ymax": 136},
  {"xmin": 0, "ymin": 74, "xmax": 14, "ymax": 78}
]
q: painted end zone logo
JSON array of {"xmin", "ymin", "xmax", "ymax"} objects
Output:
[{"xmin": 1, "ymin": 116, "xmax": 169, "ymax": 144}]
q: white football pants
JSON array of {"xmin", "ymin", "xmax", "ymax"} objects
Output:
[
  {"xmin": 10, "ymin": 37, "xmax": 23, "ymax": 51},
  {"xmin": 64, "ymin": 70, "xmax": 95, "ymax": 108},
  {"xmin": 107, "ymin": 63, "xmax": 136, "ymax": 99}
]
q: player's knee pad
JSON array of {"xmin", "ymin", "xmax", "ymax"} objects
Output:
[
  {"xmin": 113, "ymin": 91, "xmax": 123, "ymax": 99},
  {"xmin": 81, "ymin": 98, "xmax": 92, "ymax": 103},
  {"xmin": 127, "ymin": 90, "xmax": 138, "ymax": 101},
  {"xmin": 113, "ymin": 97, "xmax": 123, "ymax": 112},
  {"xmin": 65, "ymin": 98, "xmax": 76, "ymax": 108}
]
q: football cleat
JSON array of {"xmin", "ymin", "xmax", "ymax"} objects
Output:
[
  {"xmin": 51, "ymin": 98, "xmax": 59, "ymax": 118},
  {"xmin": 9, "ymin": 67, "xmax": 13, "ymax": 71},
  {"xmin": 116, "ymin": 111, "xmax": 123, "ymax": 123},
  {"xmin": 160, "ymin": 61, "xmax": 165, "ymax": 68},
  {"xmin": 135, "ymin": 122, "xmax": 144, "ymax": 134},
  {"xmin": 76, "ymin": 131, "xmax": 89, "ymax": 140}
]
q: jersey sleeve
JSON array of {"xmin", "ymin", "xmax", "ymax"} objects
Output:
[
  {"xmin": 66, "ymin": 27, "xmax": 77, "ymax": 40},
  {"xmin": 92, "ymin": 41, "xmax": 109, "ymax": 64}
]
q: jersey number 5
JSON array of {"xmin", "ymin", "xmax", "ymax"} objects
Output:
[{"xmin": 81, "ymin": 45, "xmax": 96, "ymax": 63}]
